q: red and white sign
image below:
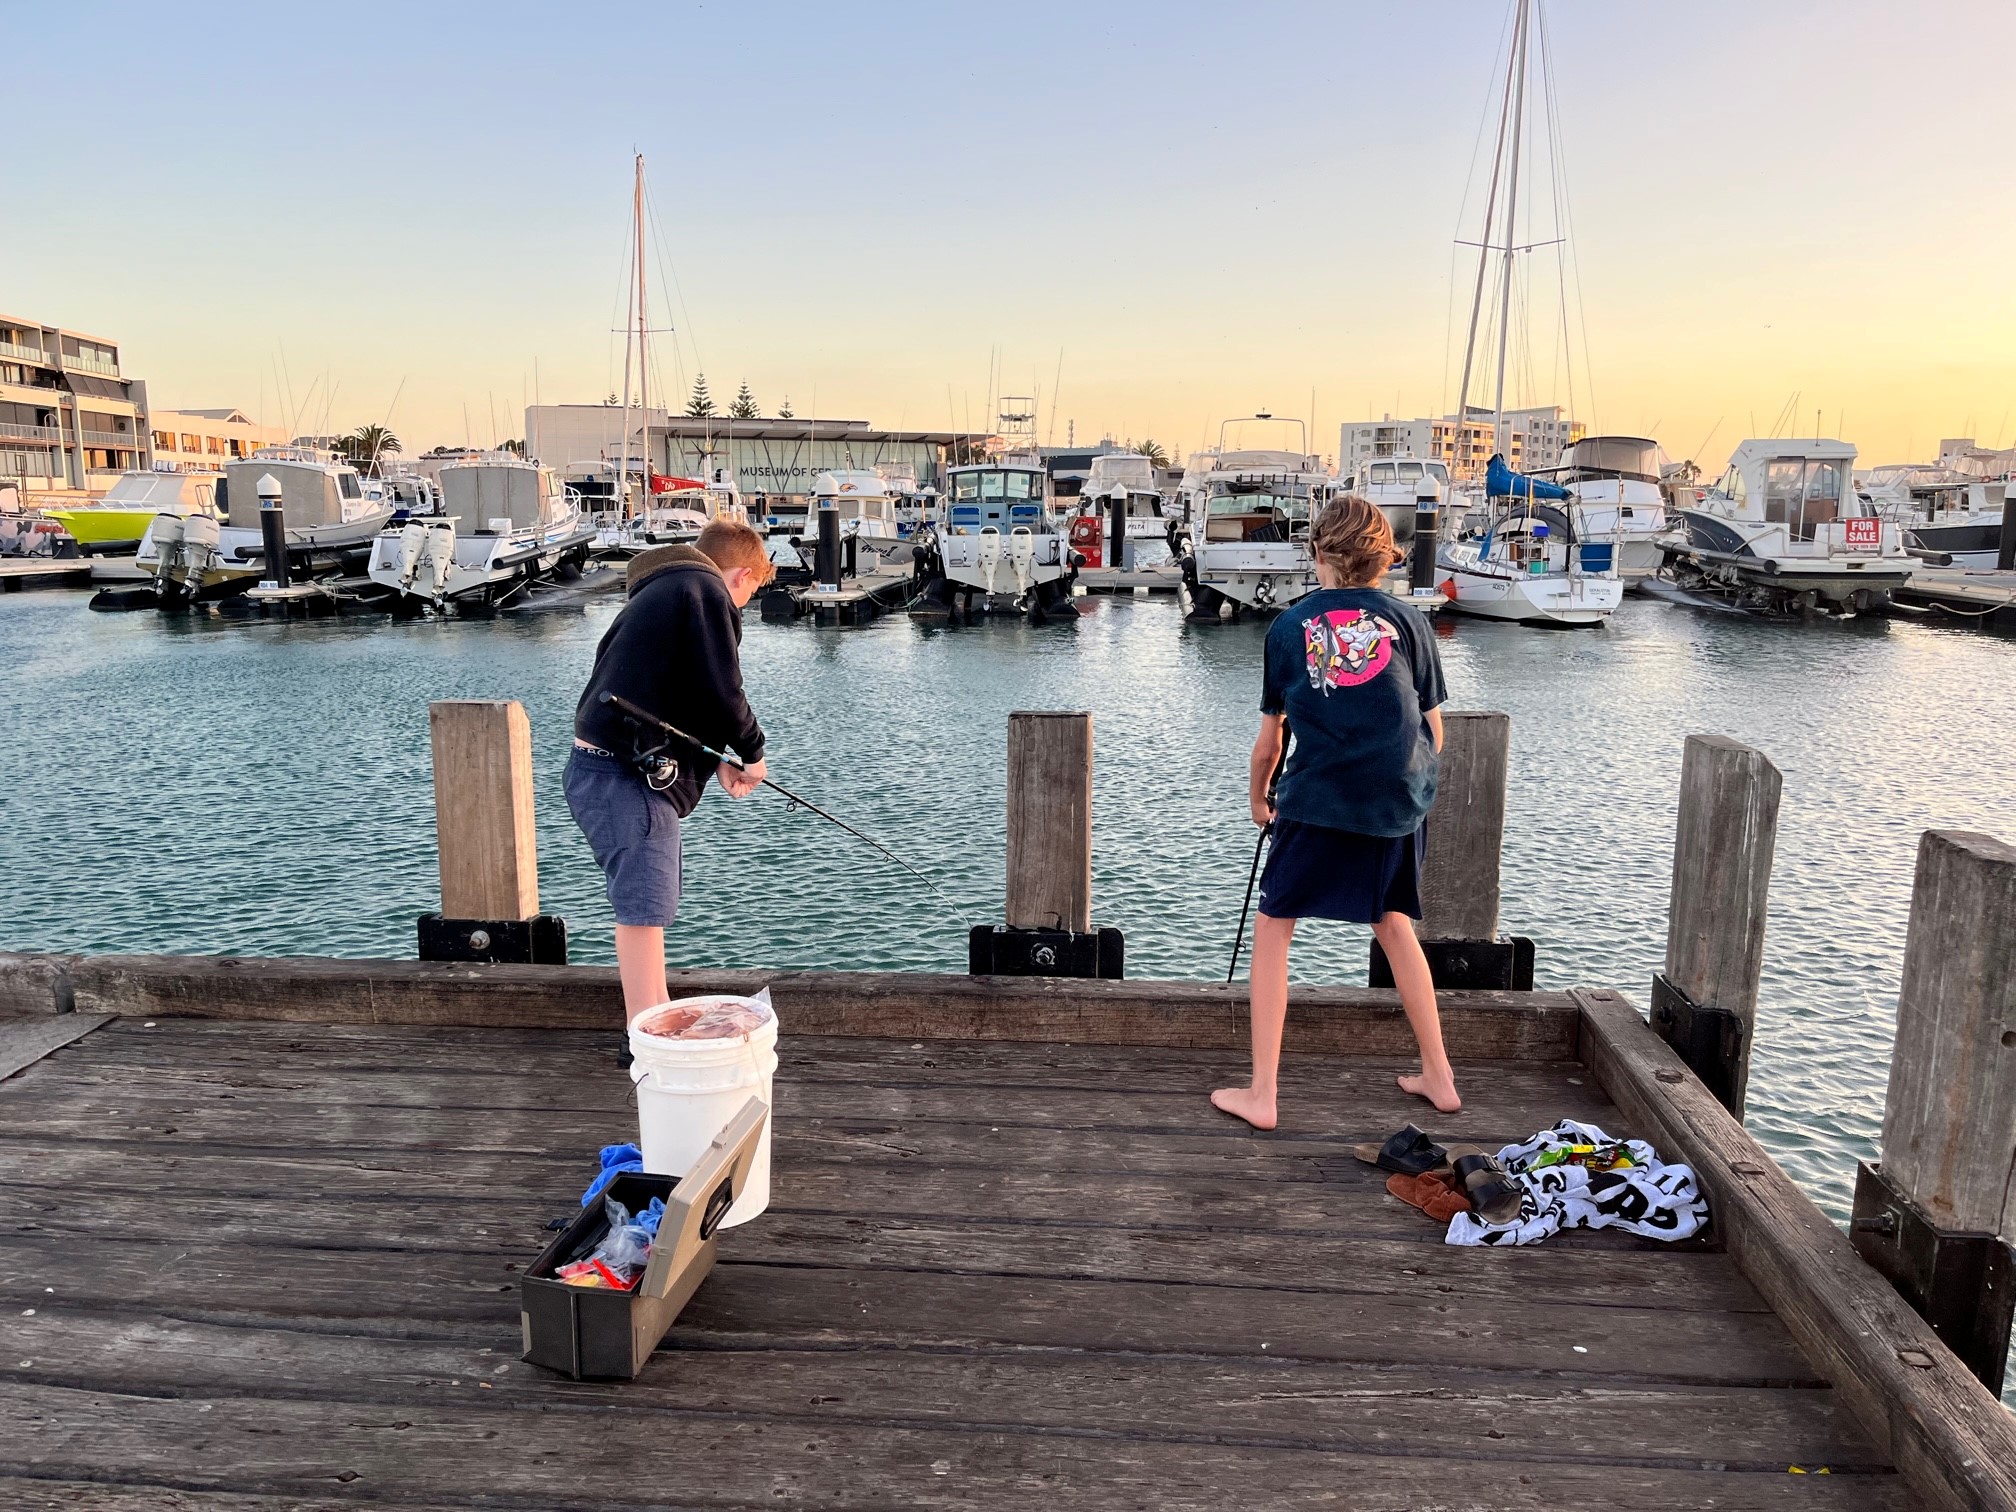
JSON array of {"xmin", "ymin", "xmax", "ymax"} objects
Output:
[{"xmin": 1843, "ymin": 517, "xmax": 1882, "ymax": 551}]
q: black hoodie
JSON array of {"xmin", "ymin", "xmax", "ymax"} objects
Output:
[{"xmin": 573, "ymin": 545, "xmax": 765, "ymax": 817}]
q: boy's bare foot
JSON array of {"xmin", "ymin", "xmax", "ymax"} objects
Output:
[
  {"xmin": 1398, "ymin": 1070, "xmax": 1462, "ymax": 1114},
  {"xmin": 1211, "ymin": 1086, "xmax": 1278, "ymax": 1130}
]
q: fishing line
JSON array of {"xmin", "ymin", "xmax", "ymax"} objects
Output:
[
  {"xmin": 601, "ymin": 693, "xmax": 971, "ymax": 928},
  {"xmin": 1226, "ymin": 731, "xmax": 1291, "ymax": 986}
]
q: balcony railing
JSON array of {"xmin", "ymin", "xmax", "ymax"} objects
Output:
[
  {"xmin": 0, "ymin": 422, "xmax": 62, "ymax": 444},
  {"xmin": 80, "ymin": 428, "xmax": 140, "ymax": 449},
  {"xmin": 0, "ymin": 340, "xmax": 52, "ymax": 366},
  {"xmin": 62, "ymin": 352, "xmax": 120, "ymax": 378}
]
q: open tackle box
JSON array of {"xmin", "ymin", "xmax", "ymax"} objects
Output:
[{"xmin": 520, "ymin": 1097, "xmax": 768, "ymax": 1379}]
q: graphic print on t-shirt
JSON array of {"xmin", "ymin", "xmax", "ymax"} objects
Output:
[{"xmin": 1303, "ymin": 608, "xmax": 1396, "ymax": 693}]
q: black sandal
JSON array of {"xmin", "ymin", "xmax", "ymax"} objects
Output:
[
  {"xmin": 1351, "ymin": 1124, "xmax": 1451, "ymax": 1177},
  {"xmin": 1448, "ymin": 1147, "xmax": 1525, "ymax": 1225}
]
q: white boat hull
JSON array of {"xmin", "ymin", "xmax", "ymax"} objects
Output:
[
  {"xmin": 1436, "ymin": 544, "xmax": 1623, "ymax": 626},
  {"xmin": 365, "ymin": 519, "xmax": 595, "ymax": 608}
]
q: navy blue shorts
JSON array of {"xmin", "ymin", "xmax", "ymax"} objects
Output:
[
  {"xmin": 564, "ymin": 747, "xmax": 683, "ymax": 927},
  {"xmin": 1256, "ymin": 818, "xmax": 1424, "ymax": 924}
]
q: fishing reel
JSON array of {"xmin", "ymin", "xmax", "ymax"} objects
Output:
[{"xmin": 639, "ymin": 753, "xmax": 681, "ymax": 793}]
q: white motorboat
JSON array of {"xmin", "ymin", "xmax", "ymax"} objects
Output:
[
  {"xmin": 874, "ymin": 462, "xmax": 932, "ymax": 532},
  {"xmin": 1667, "ymin": 438, "xmax": 1913, "ymax": 614},
  {"xmin": 1541, "ymin": 436, "xmax": 1671, "ymax": 585},
  {"xmin": 1174, "ymin": 448, "xmax": 1219, "ymax": 527},
  {"xmin": 1173, "ymin": 417, "xmax": 1323, "ymax": 621},
  {"xmin": 138, "ymin": 448, "xmax": 393, "ymax": 604},
  {"xmin": 912, "ymin": 401, "xmax": 1079, "ymax": 621},
  {"xmin": 1080, "ymin": 452, "xmax": 1172, "ymax": 540},
  {"xmin": 810, "ymin": 469, "xmax": 904, "ymax": 558},
  {"xmin": 366, "ymin": 453, "xmax": 595, "ymax": 610},
  {"xmin": 1334, "ymin": 457, "xmax": 1453, "ymax": 611},
  {"xmin": 1858, "ymin": 464, "xmax": 2006, "ymax": 568}
]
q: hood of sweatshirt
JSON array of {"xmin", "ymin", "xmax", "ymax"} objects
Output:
[{"xmin": 625, "ymin": 543, "xmax": 723, "ymax": 598}]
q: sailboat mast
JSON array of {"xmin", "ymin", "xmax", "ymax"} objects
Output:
[
  {"xmin": 1454, "ymin": 14, "xmax": 1520, "ymax": 455},
  {"xmin": 635, "ymin": 153, "xmax": 650, "ymax": 519},
  {"xmin": 1490, "ymin": 0, "xmax": 1531, "ymax": 462},
  {"xmin": 615, "ymin": 158, "xmax": 636, "ymax": 522}
]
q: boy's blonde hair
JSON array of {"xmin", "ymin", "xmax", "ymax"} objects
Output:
[
  {"xmin": 696, "ymin": 520, "xmax": 776, "ymax": 584},
  {"xmin": 1310, "ymin": 495, "xmax": 1398, "ymax": 586}
]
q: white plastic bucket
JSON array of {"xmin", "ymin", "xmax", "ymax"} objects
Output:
[{"xmin": 628, "ymin": 991, "xmax": 777, "ymax": 1227}]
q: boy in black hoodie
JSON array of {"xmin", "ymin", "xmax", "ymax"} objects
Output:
[{"xmin": 567, "ymin": 520, "xmax": 775, "ymax": 1020}]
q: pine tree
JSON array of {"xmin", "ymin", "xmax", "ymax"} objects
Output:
[
  {"xmin": 776, "ymin": 396, "xmax": 795, "ymax": 420},
  {"xmin": 685, "ymin": 374, "xmax": 715, "ymax": 417},
  {"xmin": 728, "ymin": 381, "xmax": 760, "ymax": 420}
]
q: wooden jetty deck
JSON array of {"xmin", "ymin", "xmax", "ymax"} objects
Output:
[
  {"xmin": 0, "ymin": 557, "xmax": 93, "ymax": 592},
  {"xmin": 1, "ymin": 957, "xmax": 2013, "ymax": 1509},
  {"xmin": 1897, "ymin": 565, "xmax": 2016, "ymax": 629}
]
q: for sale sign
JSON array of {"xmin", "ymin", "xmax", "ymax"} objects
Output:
[{"xmin": 1843, "ymin": 517, "xmax": 1881, "ymax": 551}]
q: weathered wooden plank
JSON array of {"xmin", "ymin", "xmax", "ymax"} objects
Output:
[
  {"xmin": 428, "ymin": 699, "xmax": 540, "ymax": 920},
  {"xmin": 1418, "ymin": 710, "xmax": 1510, "ymax": 941},
  {"xmin": 0, "ymin": 1155, "xmax": 1694, "ymax": 1251},
  {"xmin": 1575, "ymin": 986, "xmax": 2016, "ymax": 1512},
  {"xmin": 6, "ymin": 1310, "xmax": 1884, "ymax": 1470},
  {"xmin": 0, "ymin": 1014, "xmax": 110, "ymax": 1081},
  {"xmin": 1877, "ymin": 830, "xmax": 2016, "ymax": 1237},
  {"xmin": 0, "ymin": 952, "xmax": 75, "ymax": 1015},
  {"xmin": 23, "ymin": 952, "xmax": 1581, "ymax": 1057},
  {"xmin": 0, "ymin": 1385, "xmax": 1908, "ymax": 1511},
  {"xmin": 1005, "ymin": 710, "xmax": 1092, "ymax": 931},
  {"xmin": 0, "ymin": 1486, "xmax": 469, "ymax": 1512},
  {"xmin": 2, "ymin": 1052, "xmax": 1618, "ymax": 1135},
  {"xmin": 0, "ymin": 1184, "xmax": 1753, "ymax": 1314},
  {"xmin": 1662, "ymin": 733, "xmax": 1781, "ymax": 1115}
]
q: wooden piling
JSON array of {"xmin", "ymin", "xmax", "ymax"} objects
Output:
[
  {"xmin": 1653, "ymin": 733, "xmax": 1781, "ymax": 1117},
  {"xmin": 1879, "ymin": 830, "xmax": 2016, "ymax": 1237},
  {"xmin": 1416, "ymin": 710, "xmax": 1508, "ymax": 942},
  {"xmin": 1851, "ymin": 830, "xmax": 2016, "ymax": 1390},
  {"xmin": 428, "ymin": 699, "xmax": 541, "ymax": 921},
  {"xmin": 1004, "ymin": 711, "xmax": 1092, "ymax": 932}
]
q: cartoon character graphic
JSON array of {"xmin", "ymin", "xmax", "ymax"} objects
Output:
[{"xmin": 1304, "ymin": 608, "xmax": 1396, "ymax": 692}]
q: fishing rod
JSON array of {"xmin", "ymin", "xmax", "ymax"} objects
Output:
[
  {"xmin": 599, "ymin": 693, "xmax": 970, "ymax": 927},
  {"xmin": 1226, "ymin": 731, "xmax": 1291, "ymax": 985}
]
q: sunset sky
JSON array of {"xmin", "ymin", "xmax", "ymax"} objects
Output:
[{"xmin": 11, "ymin": 1, "xmax": 2015, "ymax": 469}]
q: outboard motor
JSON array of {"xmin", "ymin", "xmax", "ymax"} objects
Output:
[
  {"xmin": 1007, "ymin": 526, "xmax": 1036, "ymax": 599},
  {"xmin": 396, "ymin": 521, "xmax": 427, "ymax": 588},
  {"xmin": 977, "ymin": 527, "xmax": 1003, "ymax": 596},
  {"xmin": 424, "ymin": 521, "xmax": 456, "ymax": 601}
]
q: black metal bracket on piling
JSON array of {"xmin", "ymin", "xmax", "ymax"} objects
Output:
[
  {"xmin": 417, "ymin": 913, "xmax": 569, "ymax": 965},
  {"xmin": 1850, "ymin": 1161, "xmax": 2016, "ymax": 1394},
  {"xmin": 969, "ymin": 925, "xmax": 1124, "ymax": 980},
  {"xmin": 1647, "ymin": 972, "xmax": 1747, "ymax": 1114},
  {"xmin": 1368, "ymin": 936, "xmax": 1533, "ymax": 992}
]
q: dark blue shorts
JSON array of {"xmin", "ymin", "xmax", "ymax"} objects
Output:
[
  {"xmin": 564, "ymin": 747, "xmax": 683, "ymax": 927},
  {"xmin": 1256, "ymin": 818, "xmax": 1424, "ymax": 924}
]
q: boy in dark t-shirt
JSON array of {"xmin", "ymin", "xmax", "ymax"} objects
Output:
[{"xmin": 1212, "ymin": 495, "xmax": 1459, "ymax": 1130}]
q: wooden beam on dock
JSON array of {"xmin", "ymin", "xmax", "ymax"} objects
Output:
[
  {"xmin": 1004, "ymin": 711, "xmax": 1092, "ymax": 932},
  {"xmin": 1655, "ymin": 733, "xmax": 1781, "ymax": 1117},
  {"xmin": 1574, "ymin": 985, "xmax": 2016, "ymax": 1512},
  {"xmin": 428, "ymin": 699, "xmax": 540, "ymax": 921},
  {"xmin": 0, "ymin": 952, "xmax": 1584, "ymax": 1060},
  {"xmin": 1417, "ymin": 710, "xmax": 1508, "ymax": 942}
]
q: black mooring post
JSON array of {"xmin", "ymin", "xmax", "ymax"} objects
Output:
[
  {"xmin": 1411, "ymin": 505, "xmax": 1438, "ymax": 593},
  {"xmin": 256, "ymin": 475, "xmax": 290, "ymax": 589},
  {"xmin": 1108, "ymin": 496, "xmax": 1126, "ymax": 573},
  {"xmin": 814, "ymin": 499, "xmax": 840, "ymax": 590}
]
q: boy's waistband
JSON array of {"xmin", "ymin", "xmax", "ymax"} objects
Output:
[{"xmin": 572, "ymin": 738, "xmax": 618, "ymax": 758}]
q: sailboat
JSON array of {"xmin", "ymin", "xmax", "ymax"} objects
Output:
[{"xmin": 1435, "ymin": 0, "xmax": 1622, "ymax": 628}]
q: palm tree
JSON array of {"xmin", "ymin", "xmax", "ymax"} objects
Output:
[
  {"xmin": 347, "ymin": 423, "xmax": 401, "ymax": 475},
  {"xmin": 1135, "ymin": 438, "xmax": 1169, "ymax": 468},
  {"xmin": 727, "ymin": 381, "xmax": 760, "ymax": 420}
]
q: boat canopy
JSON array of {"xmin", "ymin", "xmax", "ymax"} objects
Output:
[
  {"xmin": 443, "ymin": 460, "xmax": 551, "ymax": 533},
  {"xmin": 99, "ymin": 471, "xmax": 214, "ymax": 510},
  {"xmin": 1486, "ymin": 454, "xmax": 1571, "ymax": 502},
  {"xmin": 1557, "ymin": 436, "xmax": 1662, "ymax": 482},
  {"xmin": 813, "ymin": 470, "xmax": 892, "ymax": 499},
  {"xmin": 1085, "ymin": 453, "xmax": 1156, "ymax": 492},
  {"xmin": 948, "ymin": 465, "xmax": 1044, "ymax": 503},
  {"xmin": 224, "ymin": 457, "xmax": 362, "ymax": 528}
]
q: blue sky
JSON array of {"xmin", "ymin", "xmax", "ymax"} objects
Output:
[{"xmin": 9, "ymin": 1, "xmax": 2016, "ymax": 465}]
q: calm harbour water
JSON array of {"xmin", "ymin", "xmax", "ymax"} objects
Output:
[{"xmin": 3, "ymin": 584, "xmax": 2013, "ymax": 1241}]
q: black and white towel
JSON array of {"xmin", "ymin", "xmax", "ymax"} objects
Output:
[{"xmin": 1444, "ymin": 1118, "xmax": 1710, "ymax": 1247}]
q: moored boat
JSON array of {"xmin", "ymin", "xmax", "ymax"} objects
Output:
[
  {"xmin": 1173, "ymin": 416, "xmax": 1323, "ymax": 621},
  {"xmin": 1542, "ymin": 435, "xmax": 1671, "ymax": 585},
  {"xmin": 365, "ymin": 452, "xmax": 595, "ymax": 611},
  {"xmin": 911, "ymin": 401, "xmax": 1079, "ymax": 622},
  {"xmin": 42, "ymin": 471, "xmax": 219, "ymax": 555},
  {"xmin": 1858, "ymin": 464, "xmax": 2006, "ymax": 568},
  {"xmin": 1666, "ymin": 438, "xmax": 1913, "ymax": 614}
]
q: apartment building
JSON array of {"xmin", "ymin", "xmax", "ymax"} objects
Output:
[
  {"xmin": 1339, "ymin": 404, "xmax": 1584, "ymax": 481},
  {"xmin": 0, "ymin": 312, "xmax": 150, "ymax": 502},
  {"xmin": 149, "ymin": 407, "xmax": 287, "ymax": 472}
]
